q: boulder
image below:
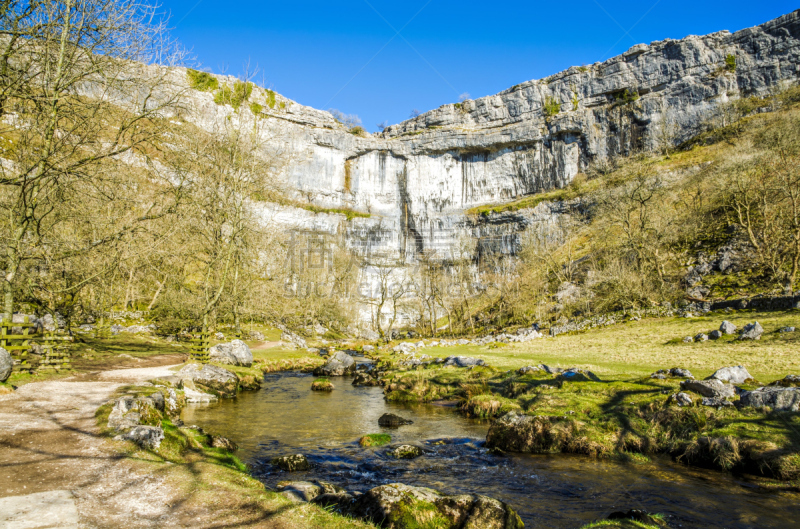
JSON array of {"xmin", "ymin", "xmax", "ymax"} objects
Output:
[
  {"xmin": 352, "ymin": 372, "xmax": 380, "ymax": 387},
  {"xmin": 211, "ymin": 435, "xmax": 238, "ymax": 451},
  {"xmin": 739, "ymin": 322, "xmax": 764, "ymax": 340},
  {"xmin": 248, "ymin": 330, "xmax": 265, "ymax": 341},
  {"xmin": 387, "ymin": 444, "xmax": 422, "ymax": 459},
  {"xmin": 114, "ymin": 425, "xmax": 164, "ymax": 449},
  {"xmin": 183, "ymin": 386, "xmax": 218, "ymax": 403},
  {"xmin": 272, "ymin": 454, "xmax": 311, "ymax": 472},
  {"xmin": 769, "ymin": 375, "xmax": 800, "ymax": 387},
  {"xmin": 486, "ymin": 412, "xmax": 555, "ymax": 453},
  {"xmin": 107, "ymin": 397, "xmax": 142, "ymax": 431},
  {"xmin": 209, "ymin": 340, "xmax": 253, "ymax": 367},
  {"xmin": 0, "ymin": 347, "xmax": 12, "ymax": 382},
  {"xmin": 779, "ymin": 327, "xmax": 796, "ymax": 333},
  {"xmin": 313, "ymin": 350, "xmax": 356, "ymax": 376},
  {"xmin": 177, "ymin": 364, "xmax": 239, "ymax": 398},
  {"xmin": 707, "ymin": 365, "xmax": 754, "ymax": 384},
  {"xmin": 352, "ymin": 483, "xmax": 524, "ymax": 529},
  {"xmin": 682, "ymin": 336, "xmax": 694, "ymax": 343},
  {"xmin": 709, "ymin": 330, "xmax": 723, "ymax": 340},
  {"xmin": 443, "ymin": 356, "xmax": 485, "ymax": 368},
  {"xmin": 281, "ymin": 330, "xmax": 307, "ymax": 349},
  {"xmin": 740, "ymin": 387, "xmax": 800, "ymax": 411},
  {"xmin": 720, "ymin": 321, "xmax": 737, "ymax": 335},
  {"xmin": 680, "ymin": 379, "xmax": 735, "ymax": 399},
  {"xmin": 378, "ymin": 413, "xmax": 413, "ymax": 427},
  {"xmin": 701, "ymin": 397, "xmax": 734, "ymax": 408},
  {"xmin": 517, "ymin": 366, "xmax": 542, "ymax": 375},
  {"xmin": 276, "ymin": 481, "xmax": 337, "ymax": 502},
  {"xmin": 694, "ymin": 333, "xmax": 708, "ymax": 342},
  {"xmin": 669, "ymin": 367, "xmax": 693, "ymax": 378},
  {"xmin": 668, "ymin": 393, "xmax": 694, "ymax": 407},
  {"xmin": 311, "ymin": 492, "xmax": 357, "ymax": 512},
  {"xmin": 362, "ymin": 344, "xmax": 376, "ymax": 353}
]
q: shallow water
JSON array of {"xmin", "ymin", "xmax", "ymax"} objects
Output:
[{"xmin": 182, "ymin": 371, "xmax": 800, "ymax": 528}]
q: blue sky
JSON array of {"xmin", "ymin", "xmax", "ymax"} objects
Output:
[{"xmin": 164, "ymin": 1, "xmax": 798, "ymax": 131}]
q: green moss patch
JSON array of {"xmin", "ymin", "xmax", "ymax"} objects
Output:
[{"xmin": 359, "ymin": 433, "xmax": 392, "ymax": 447}]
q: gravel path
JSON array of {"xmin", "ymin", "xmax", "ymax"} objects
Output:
[{"xmin": 0, "ymin": 364, "xmax": 184, "ymax": 528}]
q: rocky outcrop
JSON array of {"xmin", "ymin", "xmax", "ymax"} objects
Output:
[
  {"xmin": 352, "ymin": 483, "xmax": 524, "ymax": 529},
  {"xmin": 209, "ymin": 340, "xmax": 253, "ymax": 367},
  {"xmin": 177, "ymin": 364, "xmax": 239, "ymax": 398}
]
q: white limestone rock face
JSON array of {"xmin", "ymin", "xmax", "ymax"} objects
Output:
[{"xmin": 112, "ymin": 12, "xmax": 800, "ymax": 325}]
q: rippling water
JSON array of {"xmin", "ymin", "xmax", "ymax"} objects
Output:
[{"xmin": 181, "ymin": 371, "xmax": 800, "ymax": 528}]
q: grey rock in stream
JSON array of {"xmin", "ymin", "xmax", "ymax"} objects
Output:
[
  {"xmin": 313, "ymin": 350, "xmax": 356, "ymax": 376},
  {"xmin": 387, "ymin": 445, "xmax": 423, "ymax": 459},
  {"xmin": 352, "ymin": 483, "xmax": 524, "ymax": 529},
  {"xmin": 378, "ymin": 413, "xmax": 413, "ymax": 427},
  {"xmin": 272, "ymin": 454, "xmax": 311, "ymax": 472}
]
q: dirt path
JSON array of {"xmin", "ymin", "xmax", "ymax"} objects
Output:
[{"xmin": 0, "ymin": 363, "xmax": 186, "ymax": 528}]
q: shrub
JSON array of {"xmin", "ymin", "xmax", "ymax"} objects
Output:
[
  {"xmin": 186, "ymin": 69, "xmax": 218, "ymax": 92},
  {"xmin": 543, "ymin": 97, "xmax": 561, "ymax": 117},
  {"xmin": 725, "ymin": 54, "xmax": 737, "ymax": 73},
  {"xmin": 214, "ymin": 80, "xmax": 253, "ymax": 110},
  {"xmin": 249, "ymin": 102, "xmax": 263, "ymax": 116},
  {"xmin": 266, "ymin": 89, "xmax": 276, "ymax": 109},
  {"xmin": 572, "ymin": 93, "xmax": 579, "ymax": 111},
  {"xmin": 349, "ymin": 126, "xmax": 366, "ymax": 137}
]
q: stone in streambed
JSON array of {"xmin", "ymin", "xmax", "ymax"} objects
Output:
[
  {"xmin": 272, "ymin": 454, "xmax": 311, "ymax": 472},
  {"xmin": 378, "ymin": 413, "xmax": 413, "ymax": 427},
  {"xmin": 351, "ymin": 483, "xmax": 523, "ymax": 529},
  {"xmin": 387, "ymin": 444, "xmax": 422, "ymax": 459},
  {"xmin": 313, "ymin": 350, "xmax": 356, "ymax": 376}
]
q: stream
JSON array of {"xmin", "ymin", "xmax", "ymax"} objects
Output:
[{"xmin": 181, "ymin": 371, "xmax": 800, "ymax": 528}]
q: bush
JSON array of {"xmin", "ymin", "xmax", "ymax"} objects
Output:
[
  {"xmin": 186, "ymin": 69, "xmax": 218, "ymax": 92},
  {"xmin": 249, "ymin": 102, "xmax": 263, "ymax": 116},
  {"xmin": 349, "ymin": 126, "xmax": 366, "ymax": 137},
  {"xmin": 544, "ymin": 97, "xmax": 561, "ymax": 117},
  {"xmin": 266, "ymin": 89, "xmax": 276, "ymax": 109},
  {"xmin": 725, "ymin": 54, "xmax": 737, "ymax": 73},
  {"xmin": 214, "ymin": 80, "xmax": 253, "ymax": 110}
]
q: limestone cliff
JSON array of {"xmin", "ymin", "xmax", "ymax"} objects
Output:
[{"xmin": 183, "ymin": 10, "xmax": 800, "ymax": 262}]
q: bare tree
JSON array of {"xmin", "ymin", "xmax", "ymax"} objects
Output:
[{"xmin": 0, "ymin": 0, "xmax": 186, "ymax": 317}]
